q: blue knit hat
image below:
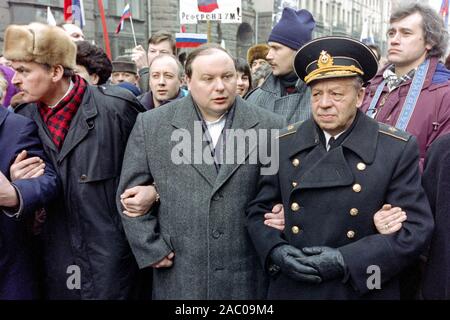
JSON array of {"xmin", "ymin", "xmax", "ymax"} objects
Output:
[{"xmin": 268, "ymin": 8, "xmax": 315, "ymax": 50}]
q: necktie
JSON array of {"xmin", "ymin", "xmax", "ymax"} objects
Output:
[{"xmin": 328, "ymin": 137, "xmax": 337, "ymax": 151}]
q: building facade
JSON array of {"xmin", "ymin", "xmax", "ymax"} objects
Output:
[
  {"xmin": 1, "ymin": 1, "xmax": 427, "ymax": 61},
  {"xmin": 0, "ymin": 0, "xmax": 275, "ymax": 60},
  {"xmin": 296, "ymin": 0, "xmax": 391, "ymax": 54}
]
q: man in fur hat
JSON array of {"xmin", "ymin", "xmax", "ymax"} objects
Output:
[
  {"xmin": 3, "ymin": 22, "xmax": 146, "ymax": 299},
  {"xmin": 247, "ymin": 43, "xmax": 270, "ymax": 75}
]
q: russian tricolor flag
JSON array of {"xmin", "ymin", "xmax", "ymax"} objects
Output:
[
  {"xmin": 440, "ymin": 0, "xmax": 449, "ymax": 27},
  {"xmin": 197, "ymin": 0, "xmax": 219, "ymax": 13},
  {"xmin": 115, "ymin": 3, "xmax": 132, "ymax": 34},
  {"xmin": 176, "ymin": 33, "xmax": 208, "ymax": 48},
  {"xmin": 64, "ymin": 0, "xmax": 85, "ymax": 28}
]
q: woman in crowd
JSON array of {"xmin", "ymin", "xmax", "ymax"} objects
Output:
[{"xmin": 234, "ymin": 57, "xmax": 252, "ymax": 98}]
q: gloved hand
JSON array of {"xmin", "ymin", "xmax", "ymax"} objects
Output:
[
  {"xmin": 300, "ymin": 246, "xmax": 346, "ymax": 281},
  {"xmin": 269, "ymin": 244, "xmax": 322, "ymax": 283}
]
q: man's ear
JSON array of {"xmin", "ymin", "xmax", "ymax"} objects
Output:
[
  {"xmin": 51, "ymin": 65, "xmax": 65, "ymax": 82},
  {"xmin": 355, "ymin": 87, "xmax": 365, "ymax": 108}
]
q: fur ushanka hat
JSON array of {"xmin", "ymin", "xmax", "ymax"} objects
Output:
[
  {"xmin": 3, "ymin": 22, "xmax": 76, "ymax": 69},
  {"xmin": 247, "ymin": 44, "xmax": 270, "ymax": 66}
]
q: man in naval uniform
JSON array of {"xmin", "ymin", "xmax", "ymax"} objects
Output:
[{"xmin": 246, "ymin": 36, "xmax": 434, "ymax": 299}]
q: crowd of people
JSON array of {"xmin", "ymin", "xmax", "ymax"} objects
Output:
[{"xmin": 0, "ymin": 2, "xmax": 450, "ymax": 300}]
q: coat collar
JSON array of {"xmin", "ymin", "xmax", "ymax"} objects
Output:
[
  {"xmin": 18, "ymin": 86, "xmax": 98, "ymax": 162},
  {"xmin": 368, "ymin": 57, "xmax": 439, "ymax": 92},
  {"xmin": 213, "ymin": 96, "xmax": 260, "ymax": 193},
  {"xmin": 288, "ymin": 110, "xmax": 378, "ymax": 164},
  {"xmin": 170, "ymin": 95, "xmax": 260, "ymax": 189},
  {"xmin": 57, "ymin": 86, "xmax": 98, "ymax": 163},
  {"xmin": 287, "ymin": 111, "xmax": 379, "ymax": 190},
  {"xmin": 170, "ymin": 95, "xmax": 259, "ymax": 131},
  {"xmin": 260, "ymin": 73, "xmax": 308, "ymax": 96}
]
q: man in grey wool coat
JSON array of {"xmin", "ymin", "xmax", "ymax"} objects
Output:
[{"xmin": 117, "ymin": 44, "xmax": 286, "ymax": 299}]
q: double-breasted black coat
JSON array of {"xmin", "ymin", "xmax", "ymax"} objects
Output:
[{"xmin": 246, "ymin": 111, "xmax": 434, "ymax": 299}]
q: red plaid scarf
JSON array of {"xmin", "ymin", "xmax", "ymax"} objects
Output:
[{"xmin": 38, "ymin": 75, "xmax": 87, "ymax": 149}]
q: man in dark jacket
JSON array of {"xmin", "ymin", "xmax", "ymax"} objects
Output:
[
  {"xmin": 246, "ymin": 37, "xmax": 434, "ymax": 299},
  {"xmin": 359, "ymin": 3, "xmax": 450, "ymax": 299},
  {"xmin": 246, "ymin": 7, "xmax": 315, "ymax": 124},
  {"xmin": 4, "ymin": 22, "xmax": 145, "ymax": 299},
  {"xmin": 138, "ymin": 54, "xmax": 186, "ymax": 110},
  {"xmin": 421, "ymin": 134, "xmax": 450, "ymax": 299},
  {"xmin": 0, "ymin": 107, "xmax": 59, "ymax": 299}
]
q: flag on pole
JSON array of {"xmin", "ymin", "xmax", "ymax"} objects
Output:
[
  {"xmin": 47, "ymin": 7, "xmax": 57, "ymax": 26},
  {"xmin": 176, "ymin": 33, "xmax": 208, "ymax": 48},
  {"xmin": 440, "ymin": 0, "xmax": 449, "ymax": 28},
  {"xmin": 98, "ymin": 0, "xmax": 111, "ymax": 59},
  {"xmin": 197, "ymin": 0, "xmax": 219, "ymax": 13},
  {"xmin": 115, "ymin": 4, "xmax": 132, "ymax": 34},
  {"xmin": 64, "ymin": 0, "xmax": 85, "ymax": 28}
]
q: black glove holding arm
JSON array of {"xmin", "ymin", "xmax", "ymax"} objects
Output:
[
  {"xmin": 299, "ymin": 246, "xmax": 347, "ymax": 281},
  {"xmin": 269, "ymin": 244, "xmax": 322, "ymax": 283}
]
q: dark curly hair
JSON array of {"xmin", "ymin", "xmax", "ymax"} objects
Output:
[{"xmin": 76, "ymin": 41, "xmax": 112, "ymax": 85}]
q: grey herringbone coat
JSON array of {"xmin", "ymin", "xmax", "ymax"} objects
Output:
[
  {"xmin": 245, "ymin": 73, "xmax": 311, "ymax": 124},
  {"xmin": 117, "ymin": 95, "xmax": 285, "ymax": 299}
]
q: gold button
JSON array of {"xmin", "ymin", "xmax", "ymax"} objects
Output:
[
  {"xmin": 291, "ymin": 202, "xmax": 300, "ymax": 211},
  {"xmin": 350, "ymin": 208, "xmax": 359, "ymax": 216},
  {"xmin": 347, "ymin": 230, "xmax": 356, "ymax": 239},
  {"xmin": 353, "ymin": 184, "xmax": 362, "ymax": 193},
  {"xmin": 292, "ymin": 226, "xmax": 300, "ymax": 234},
  {"xmin": 292, "ymin": 181, "xmax": 298, "ymax": 188},
  {"xmin": 292, "ymin": 158, "xmax": 300, "ymax": 167},
  {"xmin": 357, "ymin": 163, "xmax": 366, "ymax": 171}
]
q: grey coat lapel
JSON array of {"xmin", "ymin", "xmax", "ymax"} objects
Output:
[
  {"xmin": 260, "ymin": 74, "xmax": 311, "ymax": 123},
  {"xmin": 170, "ymin": 96, "xmax": 217, "ymax": 187},
  {"xmin": 213, "ymin": 97, "xmax": 259, "ymax": 193}
]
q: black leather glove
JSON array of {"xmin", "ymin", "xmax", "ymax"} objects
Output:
[
  {"xmin": 300, "ymin": 246, "xmax": 346, "ymax": 281},
  {"xmin": 269, "ymin": 244, "xmax": 322, "ymax": 283}
]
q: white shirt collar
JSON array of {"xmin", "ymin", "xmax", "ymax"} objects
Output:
[
  {"xmin": 205, "ymin": 113, "xmax": 227, "ymax": 148},
  {"xmin": 48, "ymin": 80, "xmax": 74, "ymax": 108}
]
